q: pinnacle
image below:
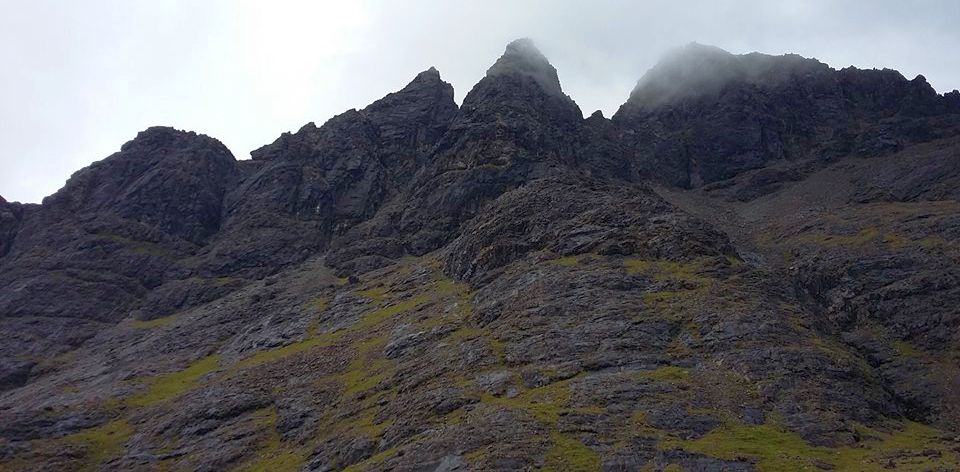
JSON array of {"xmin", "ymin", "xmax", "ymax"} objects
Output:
[{"xmin": 486, "ymin": 38, "xmax": 563, "ymax": 95}]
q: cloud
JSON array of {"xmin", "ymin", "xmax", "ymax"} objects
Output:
[{"xmin": 1, "ymin": 0, "xmax": 958, "ymax": 203}]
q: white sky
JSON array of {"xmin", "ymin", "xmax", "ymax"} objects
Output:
[{"xmin": 2, "ymin": 0, "xmax": 958, "ymax": 203}]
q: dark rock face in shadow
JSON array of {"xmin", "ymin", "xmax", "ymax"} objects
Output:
[
  {"xmin": 614, "ymin": 43, "xmax": 960, "ymax": 188},
  {"xmin": 2, "ymin": 40, "xmax": 960, "ymax": 471}
]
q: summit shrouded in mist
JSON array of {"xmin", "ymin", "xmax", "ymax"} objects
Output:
[
  {"xmin": 626, "ymin": 43, "xmax": 831, "ymax": 108},
  {"xmin": 485, "ymin": 38, "xmax": 565, "ymax": 97},
  {"xmin": 2, "ymin": 37, "xmax": 960, "ymax": 471}
]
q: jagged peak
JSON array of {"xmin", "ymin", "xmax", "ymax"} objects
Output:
[
  {"xmin": 130, "ymin": 125, "xmax": 201, "ymax": 141},
  {"xmin": 406, "ymin": 66, "xmax": 443, "ymax": 86},
  {"xmin": 363, "ymin": 67, "xmax": 457, "ymax": 122},
  {"xmin": 253, "ymin": 68, "xmax": 458, "ymax": 161},
  {"xmin": 486, "ymin": 38, "xmax": 564, "ymax": 96},
  {"xmin": 627, "ymin": 43, "xmax": 829, "ymax": 108},
  {"xmin": 367, "ymin": 67, "xmax": 455, "ymax": 107},
  {"xmin": 118, "ymin": 126, "xmax": 230, "ymax": 154}
]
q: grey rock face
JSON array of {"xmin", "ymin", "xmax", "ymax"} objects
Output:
[
  {"xmin": 331, "ymin": 39, "xmax": 585, "ymax": 266},
  {"xmin": 444, "ymin": 177, "xmax": 732, "ymax": 282},
  {"xmin": 486, "ymin": 38, "xmax": 565, "ymax": 97},
  {"xmin": 213, "ymin": 68, "xmax": 458, "ymax": 276},
  {"xmin": 43, "ymin": 126, "xmax": 238, "ymax": 244},
  {"xmin": 0, "ymin": 128, "xmax": 239, "ymax": 372},
  {"xmin": 627, "ymin": 43, "xmax": 829, "ymax": 109},
  {"xmin": 614, "ymin": 44, "xmax": 960, "ymax": 188},
  {"xmin": 0, "ymin": 197, "xmax": 30, "ymax": 259},
  {"xmin": 2, "ymin": 40, "xmax": 960, "ymax": 471}
]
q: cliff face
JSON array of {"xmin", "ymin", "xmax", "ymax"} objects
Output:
[
  {"xmin": 1, "ymin": 40, "xmax": 960, "ymax": 471},
  {"xmin": 614, "ymin": 43, "xmax": 960, "ymax": 188}
]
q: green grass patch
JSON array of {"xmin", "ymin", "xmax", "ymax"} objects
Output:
[
  {"xmin": 642, "ymin": 290, "xmax": 682, "ymax": 304},
  {"xmin": 234, "ymin": 408, "xmax": 307, "ymax": 472},
  {"xmin": 624, "ymin": 258, "xmax": 712, "ymax": 285},
  {"xmin": 310, "ymin": 391, "xmax": 395, "ymax": 443},
  {"xmin": 639, "ymin": 366, "xmax": 690, "ymax": 383},
  {"xmin": 834, "ymin": 422, "xmax": 959, "ymax": 471},
  {"xmin": 549, "ymin": 256, "xmax": 580, "ymax": 267},
  {"xmin": 669, "ymin": 422, "xmax": 832, "ymax": 471},
  {"xmin": 235, "ymin": 449, "xmax": 306, "ymax": 472},
  {"xmin": 313, "ymin": 296, "xmax": 330, "ymax": 313},
  {"xmin": 796, "ymin": 226, "xmax": 946, "ymax": 251},
  {"xmin": 354, "ymin": 294, "xmax": 429, "ymax": 333},
  {"xmin": 66, "ymin": 419, "xmax": 134, "ymax": 471},
  {"xmin": 433, "ymin": 278, "xmax": 471, "ymax": 297},
  {"xmin": 481, "ymin": 385, "xmax": 569, "ymax": 425},
  {"xmin": 624, "ymin": 258, "xmax": 651, "ymax": 273},
  {"xmin": 479, "ymin": 375, "xmax": 599, "ymax": 426},
  {"xmin": 338, "ymin": 337, "xmax": 394, "ymax": 397},
  {"xmin": 489, "ymin": 337, "xmax": 507, "ymax": 363},
  {"xmin": 541, "ymin": 432, "xmax": 600, "ymax": 472},
  {"xmin": 130, "ymin": 315, "xmax": 176, "ymax": 329},
  {"xmin": 445, "ymin": 326, "xmax": 507, "ymax": 363},
  {"xmin": 667, "ymin": 420, "xmax": 958, "ymax": 471},
  {"xmin": 238, "ymin": 336, "xmax": 332, "ymax": 368},
  {"xmin": 98, "ymin": 233, "xmax": 170, "ymax": 257},
  {"xmin": 780, "ymin": 302, "xmax": 800, "ymax": 312},
  {"xmin": 342, "ymin": 447, "xmax": 399, "ymax": 472},
  {"xmin": 240, "ymin": 295, "xmax": 427, "ymax": 368},
  {"xmin": 306, "ymin": 296, "xmax": 331, "ymax": 336},
  {"xmin": 431, "ymin": 277, "xmax": 474, "ymax": 319},
  {"xmin": 806, "ymin": 227, "xmax": 881, "ymax": 247},
  {"xmin": 127, "ymin": 355, "xmax": 221, "ymax": 407},
  {"xmin": 434, "ymin": 278, "xmax": 472, "ymax": 299},
  {"xmin": 725, "ymin": 255, "xmax": 744, "ymax": 268},
  {"xmin": 357, "ymin": 286, "xmax": 388, "ymax": 302},
  {"xmin": 808, "ymin": 337, "xmax": 871, "ymax": 371},
  {"xmin": 341, "ymin": 367, "xmax": 386, "ymax": 397},
  {"xmin": 349, "ymin": 411, "xmax": 395, "ymax": 439},
  {"xmin": 892, "ymin": 340, "xmax": 923, "ymax": 359}
]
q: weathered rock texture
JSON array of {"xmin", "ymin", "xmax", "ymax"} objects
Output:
[
  {"xmin": 615, "ymin": 43, "xmax": 960, "ymax": 188},
  {"xmin": 1, "ymin": 40, "xmax": 960, "ymax": 471}
]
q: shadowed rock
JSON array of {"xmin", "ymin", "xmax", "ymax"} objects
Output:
[
  {"xmin": 1, "ymin": 40, "xmax": 960, "ymax": 472},
  {"xmin": 614, "ymin": 44, "xmax": 960, "ymax": 188},
  {"xmin": 208, "ymin": 67, "xmax": 459, "ymax": 276},
  {"xmin": 486, "ymin": 38, "xmax": 565, "ymax": 97}
]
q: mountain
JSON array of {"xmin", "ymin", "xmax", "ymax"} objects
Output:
[{"xmin": 1, "ymin": 39, "xmax": 959, "ymax": 471}]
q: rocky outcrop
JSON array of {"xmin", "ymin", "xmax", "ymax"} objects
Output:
[
  {"xmin": 444, "ymin": 177, "xmax": 732, "ymax": 282},
  {"xmin": 0, "ymin": 128, "xmax": 239, "ymax": 381},
  {"xmin": 614, "ymin": 43, "xmax": 960, "ymax": 188},
  {"xmin": 0, "ymin": 197, "xmax": 29, "ymax": 259},
  {"xmin": 485, "ymin": 38, "xmax": 566, "ymax": 97},
  {"xmin": 208, "ymin": 68, "xmax": 458, "ymax": 276},
  {"xmin": 43, "ymin": 127, "xmax": 238, "ymax": 243},
  {"xmin": 330, "ymin": 39, "xmax": 585, "ymax": 267},
  {"xmin": 2, "ymin": 40, "xmax": 960, "ymax": 471}
]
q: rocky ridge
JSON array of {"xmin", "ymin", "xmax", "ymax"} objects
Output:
[{"xmin": 1, "ymin": 39, "xmax": 960, "ymax": 471}]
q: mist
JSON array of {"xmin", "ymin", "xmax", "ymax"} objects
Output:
[
  {"xmin": 2, "ymin": 0, "xmax": 958, "ymax": 203},
  {"xmin": 627, "ymin": 43, "xmax": 836, "ymax": 108}
]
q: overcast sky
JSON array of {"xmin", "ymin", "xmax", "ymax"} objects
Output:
[{"xmin": 2, "ymin": 0, "xmax": 958, "ymax": 203}]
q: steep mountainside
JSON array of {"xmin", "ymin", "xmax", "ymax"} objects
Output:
[{"xmin": 1, "ymin": 40, "xmax": 960, "ymax": 471}]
